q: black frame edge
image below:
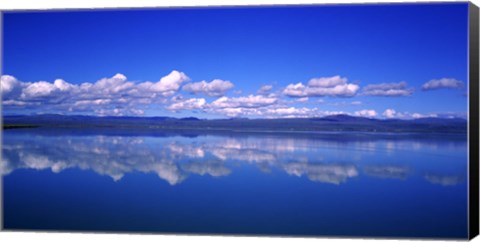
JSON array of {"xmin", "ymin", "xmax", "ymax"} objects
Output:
[{"xmin": 469, "ymin": 1, "xmax": 480, "ymax": 240}]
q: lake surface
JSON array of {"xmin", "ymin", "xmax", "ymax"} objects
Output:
[{"xmin": 1, "ymin": 128, "xmax": 468, "ymax": 238}]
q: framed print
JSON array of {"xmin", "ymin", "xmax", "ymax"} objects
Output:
[{"xmin": 1, "ymin": 1, "xmax": 479, "ymax": 240}]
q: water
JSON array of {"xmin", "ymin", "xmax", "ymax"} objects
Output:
[{"xmin": 1, "ymin": 128, "xmax": 468, "ymax": 238}]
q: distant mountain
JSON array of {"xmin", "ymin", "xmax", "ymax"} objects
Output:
[
  {"xmin": 318, "ymin": 114, "xmax": 375, "ymax": 122},
  {"xmin": 2, "ymin": 114, "xmax": 467, "ymax": 134},
  {"xmin": 412, "ymin": 117, "xmax": 467, "ymax": 123},
  {"xmin": 180, "ymin": 117, "xmax": 200, "ymax": 121}
]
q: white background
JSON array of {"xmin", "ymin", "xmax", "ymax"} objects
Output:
[{"xmin": 0, "ymin": 0, "xmax": 479, "ymax": 242}]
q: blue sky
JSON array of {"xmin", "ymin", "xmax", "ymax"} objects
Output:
[{"xmin": 1, "ymin": 3, "xmax": 469, "ymax": 119}]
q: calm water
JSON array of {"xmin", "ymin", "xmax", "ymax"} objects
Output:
[{"xmin": 1, "ymin": 128, "xmax": 468, "ymax": 238}]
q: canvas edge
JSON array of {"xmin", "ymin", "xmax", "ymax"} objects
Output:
[
  {"xmin": 468, "ymin": 1, "xmax": 479, "ymax": 240},
  {"xmin": 0, "ymin": 2, "xmax": 476, "ymax": 240}
]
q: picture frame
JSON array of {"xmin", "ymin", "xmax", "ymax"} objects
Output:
[{"xmin": 1, "ymin": 0, "xmax": 479, "ymax": 241}]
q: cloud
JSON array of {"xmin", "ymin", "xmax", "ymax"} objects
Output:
[
  {"xmin": 265, "ymin": 107, "xmax": 316, "ymax": 118},
  {"xmin": 329, "ymin": 101, "xmax": 362, "ymax": 106},
  {"xmin": 21, "ymin": 80, "xmax": 71, "ymax": 100},
  {"xmin": 147, "ymin": 70, "xmax": 190, "ymax": 95},
  {"xmin": 94, "ymin": 108, "xmax": 145, "ymax": 116},
  {"xmin": 210, "ymin": 147, "xmax": 276, "ymax": 164},
  {"xmin": 353, "ymin": 109, "xmax": 377, "ymax": 118},
  {"xmin": 182, "ymin": 79, "xmax": 234, "ymax": 96},
  {"xmin": 364, "ymin": 165, "xmax": 410, "ymax": 180},
  {"xmin": 87, "ymin": 73, "xmax": 133, "ymax": 95},
  {"xmin": 2, "ymin": 73, "xmax": 455, "ymax": 120},
  {"xmin": 2, "ymin": 71, "xmax": 191, "ymax": 116},
  {"xmin": 7, "ymin": 127, "xmax": 457, "ymax": 187},
  {"xmin": 282, "ymin": 162, "xmax": 359, "ymax": 185},
  {"xmin": 295, "ymin": 97, "xmax": 309, "ymax": 103},
  {"xmin": 167, "ymin": 97, "xmax": 207, "ymax": 111},
  {"xmin": 1, "ymin": 75, "xmax": 17, "ymax": 94},
  {"xmin": 411, "ymin": 113, "xmax": 429, "ymax": 119},
  {"xmin": 210, "ymin": 95, "xmax": 277, "ymax": 109},
  {"xmin": 2, "ymin": 134, "xmax": 190, "ymax": 184},
  {"xmin": 307, "ymin": 75, "xmax": 347, "ymax": 87},
  {"xmin": 181, "ymin": 160, "xmax": 231, "ymax": 177},
  {"xmin": 209, "ymin": 107, "xmax": 262, "ymax": 117},
  {"xmin": 283, "ymin": 76, "xmax": 359, "ymax": 97},
  {"xmin": 257, "ymin": 85, "xmax": 273, "ymax": 94},
  {"xmin": 424, "ymin": 174, "xmax": 463, "ymax": 186},
  {"xmin": 362, "ymin": 81, "xmax": 414, "ymax": 96},
  {"xmin": 422, "ymin": 78, "xmax": 464, "ymax": 91},
  {"xmin": 168, "ymin": 142, "xmax": 205, "ymax": 158},
  {"xmin": 206, "ymin": 105, "xmax": 316, "ymax": 118},
  {"xmin": 382, "ymin": 109, "xmax": 398, "ymax": 118},
  {"xmin": 283, "ymin": 83, "xmax": 307, "ymax": 97},
  {"xmin": 382, "ymin": 108, "xmax": 440, "ymax": 119}
]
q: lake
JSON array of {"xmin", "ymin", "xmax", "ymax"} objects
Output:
[{"xmin": 1, "ymin": 128, "xmax": 468, "ymax": 238}]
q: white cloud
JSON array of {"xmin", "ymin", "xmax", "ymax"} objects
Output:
[
  {"xmin": 307, "ymin": 75, "xmax": 347, "ymax": 87},
  {"xmin": 182, "ymin": 79, "xmax": 234, "ymax": 96},
  {"xmin": 364, "ymin": 165, "xmax": 409, "ymax": 180},
  {"xmin": 4, "ymin": 72, "xmax": 458, "ymax": 120},
  {"xmin": 283, "ymin": 76, "xmax": 359, "ymax": 97},
  {"xmin": 1, "ymin": 75, "xmax": 21, "ymax": 96},
  {"xmin": 258, "ymin": 84, "xmax": 273, "ymax": 94},
  {"xmin": 211, "ymin": 107, "xmax": 263, "ymax": 117},
  {"xmin": 382, "ymin": 109, "xmax": 416, "ymax": 119},
  {"xmin": 129, "ymin": 108, "xmax": 145, "ymax": 116},
  {"xmin": 283, "ymin": 83, "xmax": 307, "ymax": 97},
  {"xmin": 90, "ymin": 73, "xmax": 133, "ymax": 95},
  {"xmin": 181, "ymin": 160, "xmax": 231, "ymax": 177},
  {"xmin": 354, "ymin": 109, "xmax": 377, "ymax": 118},
  {"xmin": 167, "ymin": 97, "xmax": 206, "ymax": 111},
  {"xmin": 282, "ymin": 162, "xmax": 359, "ymax": 185},
  {"xmin": 210, "ymin": 95, "xmax": 277, "ymax": 109},
  {"xmin": 149, "ymin": 70, "xmax": 190, "ymax": 94},
  {"xmin": 411, "ymin": 113, "xmax": 425, "ymax": 119},
  {"xmin": 2, "ymin": 71, "xmax": 192, "ymax": 115},
  {"xmin": 168, "ymin": 142, "xmax": 205, "ymax": 158},
  {"xmin": 382, "ymin": 108, "xmax": 439, "ymax": 119},
  {"xmin": 329, "ymin": 101, "xmax": 363, "ymax": 106},
  {"xmin": 362, "ymin": 81, "xmax": 414, "ymax": 96},
  {"xmin": 6, "ymin": 73, "xmax": 330, "ymax": 118},
  {"xmin": 2, "ymin": 100, "xmax": 33, "ymax": 106},
  {"xmin": 382, "ymin": 109, "xmax": 398, "ymax": 118},
  {"xmin": 265, "ymin": 107, "xmax": 312, "ymax": 117},
  {"xmin": 424, "ymin": 174, "xmax": 463, "ymax": 186},
  {"xmin": 307, "ymin": 84, "xmax": 359, "ymax": 97},
  {"xmin": 21, "ymin": 81, "xmax": 59, "ymax": 99},
  {"xmin": 295, "ymin": 97, "xmax": 309, "ymax": 103},
  {"xmin": 73, "ymin": 99, "xmax": 112, "ymax": 108},
  {"xmin": 422, "ymin": 78, "xmax": 464, "ymax": 91},
  {"xmin": 53, "ymin": 79, "xmax": 73, "ymax": 91}
]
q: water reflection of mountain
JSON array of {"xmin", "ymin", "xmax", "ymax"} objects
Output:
[{"xmin": 1, "ymin": 128, "xmax": 466, "ymax": 186}]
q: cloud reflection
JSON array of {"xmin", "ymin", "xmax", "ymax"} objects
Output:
[
  {"xmin": 283, "ymin": 162, "xmax": 358, "ymax": 184},
  {"xmin": 424, "ymin": 174, "xmax": 464, "ymax": 186},
  {"xmin": 1, "ymin": 131, "xmax": 466, "ymax": 186},
  {"xmin": 363, "ymin": 165, "xmax": 410, "ymax": 180}
]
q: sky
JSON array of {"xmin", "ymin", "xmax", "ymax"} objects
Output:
[{"xmin": 1, "ymin": 3, "xmax": 470, "ymax": 119}]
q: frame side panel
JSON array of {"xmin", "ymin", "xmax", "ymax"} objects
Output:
[{"xmin": 469, "ymin": 2, "xmax": 479, "ymax": 240}]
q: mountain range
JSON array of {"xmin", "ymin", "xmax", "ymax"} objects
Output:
[{"xmin": 2, "ymin": 114, "xmax": 467, "ymax": 134}]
